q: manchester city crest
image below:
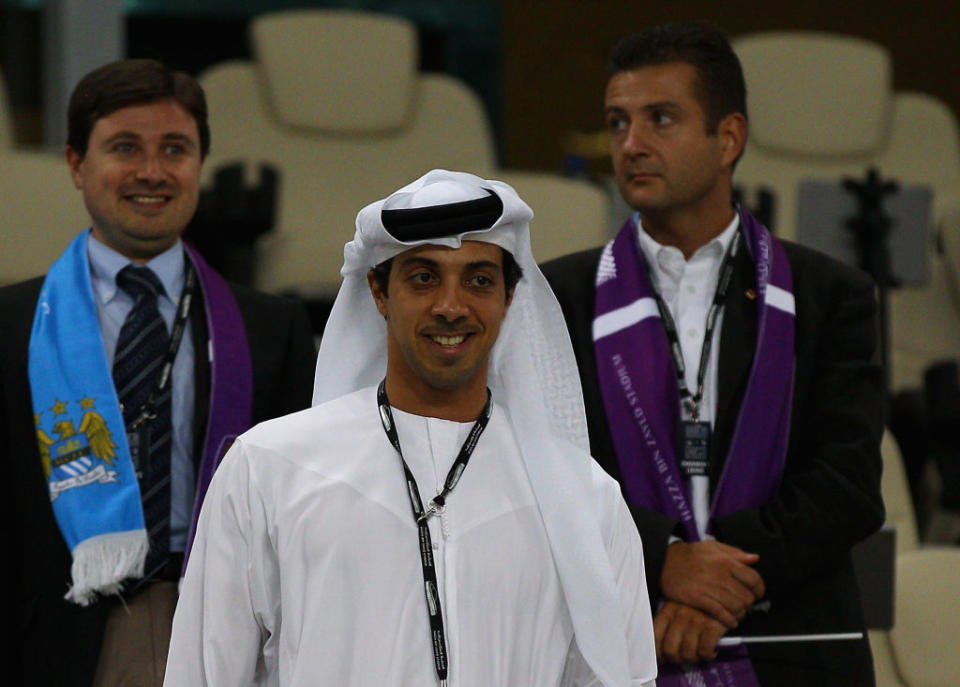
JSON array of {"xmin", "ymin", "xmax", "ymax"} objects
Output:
[{"xmin": 36, "ymin": 396, "xmax": 120, "ymax": 501}]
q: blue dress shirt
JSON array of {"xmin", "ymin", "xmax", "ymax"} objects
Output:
[{"xmin": 87, "ymin": 232, "xmax": 196, "ymax": 553}]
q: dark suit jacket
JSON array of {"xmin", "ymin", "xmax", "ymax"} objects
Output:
[
  {"xmin": 1, "ymin": 272, "xmax": 317, "ymax": 687},
  {"xmin": 541, "ymin": 238, "xmax": 885, "ymax": 686}
]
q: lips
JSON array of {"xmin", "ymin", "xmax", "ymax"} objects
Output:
[
  {"xmin": 128, "ymin": 194, "xmax": 169, "ymax": 203},
  {"xmin": 422, "ymin": 327, "xmax": 478, "ymax": 351},
  {"xmin": 626, "ymin": 170, "xmax": 658, "ymax": 183},
  {"xmin": 124, "ymin": 193, "xmax": 172, "ymax": 206},
  {"xmin": 120, "ymin": 185, "xmax": 176, "ymax": 208}
]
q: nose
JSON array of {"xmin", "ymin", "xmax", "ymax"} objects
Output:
[
  {"xmin": 431, "ymin": 281, "xmax": 469, "ymax": 323},
  {"xmin": 134, "ymin": 152, "xmax": 167, "ymax": 185},
  {"xmin": 620, "ymin": 121, "xmax": 650, "ymax": 158}
]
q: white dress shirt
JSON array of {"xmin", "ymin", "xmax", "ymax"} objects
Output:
[{"xmin": 635, "ymin": 213, "xmax": 740, "ymax": 539}]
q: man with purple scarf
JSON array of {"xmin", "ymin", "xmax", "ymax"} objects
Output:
[
  {"xmin": 0, "ymin": 59, "xmax": 316, "ymax": 687},
  {"xmin": 542, "ymin": 23, "xmax": 884, "ymax": 686}
]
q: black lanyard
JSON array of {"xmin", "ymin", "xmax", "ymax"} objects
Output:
[
  {"xmin": 128, "ymin": 262, "xmax": 196, "ymax": 430},
  {"xmin": 377, "ymin": 380, "xmax": 492, "ymax": 686},
  {"xmin": 643, "ymin": 227, "xmax": 741, "ymax": 422}
]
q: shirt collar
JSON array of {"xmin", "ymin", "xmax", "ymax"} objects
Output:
[
  {"xmin": 634, "ymin": 210, "xmax": 740, "ymax": 269},
  {"xmin": 87, "ymin": 230, "xmax": 186, "ymax": 305}
]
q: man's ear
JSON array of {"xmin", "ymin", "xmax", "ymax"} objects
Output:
[
  {"xmin": 717, "ymin": 112, "xmax": 747, "ymax": 169},
  {"xmin": 367, "ymin": 270, "xmax": 389, "ymax": 318},
  {"xmin": 65, "ymin": 146, "xmax": 84, "ymax": 190}
]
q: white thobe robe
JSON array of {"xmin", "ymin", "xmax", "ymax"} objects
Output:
[{"xmin": 164, "ymin": 387, "xmax": 656, "ymax": 686}]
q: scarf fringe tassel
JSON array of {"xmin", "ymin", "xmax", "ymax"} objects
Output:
[{"xmin": 64, "ymin": 530, "xmax": 148, "ymax": 606}]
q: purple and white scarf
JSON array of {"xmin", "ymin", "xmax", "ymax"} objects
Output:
[
  {"xmin": 592, "ymin": 211, "xmax": 795, "ymax": 685},
  {"xmin": 181, "ymin": 243, "xmax": 254, "ymax": 570}
]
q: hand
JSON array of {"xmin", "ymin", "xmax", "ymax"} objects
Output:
[
  {"xmin": 660, "ymin": 540, "xmax": 765, "ymax": 629},
  {"xmin": 654, "ymin": 600, "xmax": 728, "ymax": 664}
]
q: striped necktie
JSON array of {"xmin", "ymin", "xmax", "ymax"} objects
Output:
[{"xmin": 113, "ymin": 265, "xmax": 172, "ymax": 582}]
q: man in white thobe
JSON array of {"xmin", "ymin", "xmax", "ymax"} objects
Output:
[{"xmin": 164, "ymin": 170, "xmax": 657, "ymax": 686}]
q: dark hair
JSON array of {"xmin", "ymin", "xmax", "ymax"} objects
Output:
[
  {"xmin": 609, "ymin": 22, "xmax": 747, "ymax": 133},
  {"xmin": 67, "ymin": 58, "xmax": 210, "ymax": 158},
  {"xmin": 371, "ymin": 247, "xmax": 523, "ymax": 303}
]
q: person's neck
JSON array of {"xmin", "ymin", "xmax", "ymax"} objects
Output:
[
  {"xmin": 639, "ymin": 201, "xmax": 736, "ymax": 260},
  {"xmin": 384, "ymin": 373, "xmax": 489, "ymax": 423},
  {"xmin": 89, "ymin": 229, "xmax": 179, "ymax": 265}
]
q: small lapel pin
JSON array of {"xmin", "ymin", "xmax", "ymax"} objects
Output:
[{"xmin": 745, "ymin": 288, "xmax": 757, "ymax": 300}]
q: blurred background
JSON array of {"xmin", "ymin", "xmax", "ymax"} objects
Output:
[
  {"xmin": 2, "ymin": 4, "xmax": 960, "ymax": 684},
  {"xmin": 3, "ymin": 1, "xmax": 960, "ymax": 167}
]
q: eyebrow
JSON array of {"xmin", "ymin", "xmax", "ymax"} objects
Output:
[
  {"xmin": 398, "ymin": 256, "xmax": 439, "ymax": 270},
  {"xmin": 642, "ymin": 101, "xmax": 681, "ymax": 113},
  {"xmin": 397, "ymin": 256, "xmax": 502, "ymax": 272},
  {"xmin": 101, "ymin": 131, "xmax": 198, "ymax": 149},
  {"xmin": 605, "ymin": 100, "xmax": 681, "ymax": 114},
  {"xmin": 161, "ymin": 133, "xmax": 198, "ymax": 149},
  {"xmin": 466, "ymin": 260, "xmax": 502, "ymax": 272}
]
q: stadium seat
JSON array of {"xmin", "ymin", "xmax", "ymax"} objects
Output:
[
  {"xmin": 0, "ymin": 150, "xmax": 87, "ymax": 285},
  {"xmin": 732, "ymin": 31, "xmax": 960, "ymax": 393},
  {"xmin": 198, "ymin": 9, "xmax": 609, "ymax": 295}
]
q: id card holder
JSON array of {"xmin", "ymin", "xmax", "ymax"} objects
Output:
[
  {"xmin": 127, "ymin": 427, "xmax": 148, "ymax": 480},
  {"xmin": 678, "ymin": 421, "xmax": 711, "ymax": 478}
]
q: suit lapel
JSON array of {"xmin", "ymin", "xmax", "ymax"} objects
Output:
[{"xmin": 711, "ymin": 247, "xmax": 758, "ymax": 486}]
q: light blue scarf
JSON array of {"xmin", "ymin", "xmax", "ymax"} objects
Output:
[
  {"xmin": 30, "ymin": 231, "xmax": 148, "ymax": 605},
  {"xmin": 30, "ymin": 230, "xmax": 255, "ymax": 604}
]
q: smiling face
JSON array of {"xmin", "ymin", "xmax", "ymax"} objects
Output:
[
  {"xmin": 369, "ymin": 241, "xmax": 512, "ymax": 420},
  {"xmin": 605, "ymin": 61, "xmax": 744, "ymax": 243},
  {"xmin": 66, "ymin": 99, "xmax": 203, "ymax": 262}
]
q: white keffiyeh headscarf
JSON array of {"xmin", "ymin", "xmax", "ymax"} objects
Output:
[
  {"xmin": 313, "ymin": 169, "xmax": 633, "ymax": 686},
  {"xmin": 313, "ymin": 169, "xmax": 590, "ymax": 449}
]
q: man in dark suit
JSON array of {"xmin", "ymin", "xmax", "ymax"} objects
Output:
[
  {"xmin": 0, "ymin": 59, "xmax": 317, "ymax": 687},
  {"xmin": 541, "ymin": 23, "xmax": 884, "ymax": 686}
]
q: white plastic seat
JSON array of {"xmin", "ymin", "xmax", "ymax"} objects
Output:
[
  {"xmin": 883, "ymin": 93, "xmax": 960, "ymax": 390},
  {"xmin": 0, "ymin": 65, "xmax": 13, "ymax": 150},
  {"xmin": 495, "ymin": 170, "xmax": 610, "ymax": 263},
  {"xmin": 733, "ymin": 31, "xmax": 960, "ymax": 393},
  {"xmin": 888, "ymin": 548, "xmax": 960, "ymax": 687},
  {"xmin": 199, "ymin": 9, "xmax": 609, "ymax": 294},
  {"xmin": 880, "ymin": 429, "xmax": 919, "ymax": 555},
  {"xmin": 0, "ymin": 151, "xmax": 88, "ymax": 285},
  {"xmin": 733, "ymin": 31, "xmax": 893, "ymax": 241},
  {"xmin": 199, "ymin": 10, "xmax": 497, "ymax": 294},
  {"xmin": 735, "ymin": 32, "xmax": 892, "ymax": 161},
  {"xmin": 867, "ymin": 429, "xmax": 914, "ymax": 687}
]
